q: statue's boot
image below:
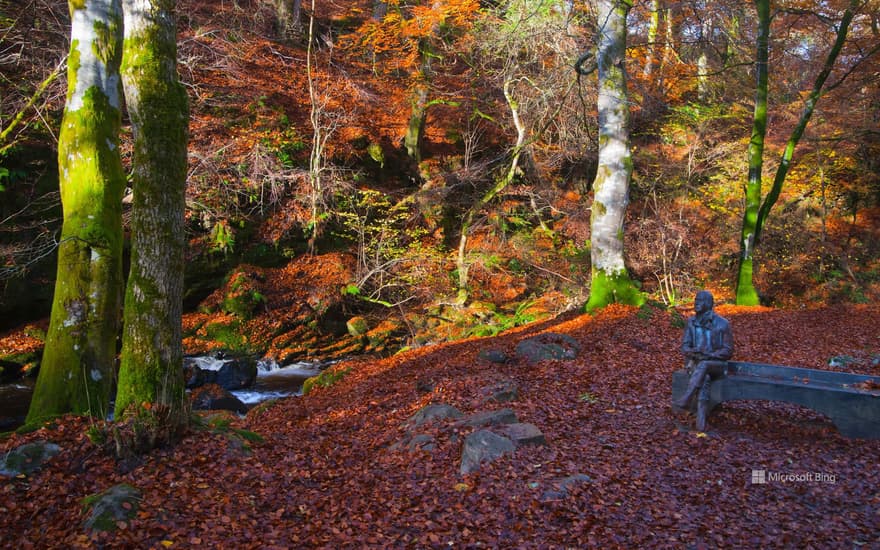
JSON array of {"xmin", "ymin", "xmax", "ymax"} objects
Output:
[
  {"xmin": 695, "ymin": 399, "xmax": 708, "ymax": 431},
  {"xmin": 673, "ymin": 363, "xmax": 707, "ymax": 409}
]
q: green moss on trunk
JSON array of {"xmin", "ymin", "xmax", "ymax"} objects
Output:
[
  {"xmin": 115, "ymin": 0, "xmax": 189, "ymax": 424},
  {"xmin": 735, "ymin": 257, "xmax": 760, "ymax": 306},
  {"xmin": 735, "ymin": 0, "xmax": 769, "ymax": 306},
  {"xmin": 27, "ymin": 1, "xmax": 125, "ymax": 424},
  {"xmin": 404, "ymin": 82, "xmax": 428, "ymax": 164},
  {"xmin": 586, "ymin": 268, "xmax": 644, "ymax": 313}
]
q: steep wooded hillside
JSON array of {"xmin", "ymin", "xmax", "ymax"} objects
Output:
[{"xmin": 1, "ymin": 0, "xmax": 878, "ymax": 342}]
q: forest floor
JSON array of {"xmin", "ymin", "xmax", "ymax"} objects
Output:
[{"xmin": 1, "ymin": 303, "xmax": 879, "ymax": 548}]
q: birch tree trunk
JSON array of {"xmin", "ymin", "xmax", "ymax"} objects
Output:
[
  {"xmin": 26, "ymin": 0, "xmax": 125, "ymax": 424},
  {"xmin": 659, "ymin": 3, "xmax": 678, "ymax": 75},
  {"xmin": 697, "ymin": 8, "xmax": 713, "ymax": 101},
  {"xmin": 735, "ymin": 0, "xmax": 770, "ymax": 306},
  {"xmin": 585, "ymin": 0, "xmax": 643, "ymax": 312},
  {"xmin": 115, "ymin": 0, "xmax": 189, "ymax": 425}
]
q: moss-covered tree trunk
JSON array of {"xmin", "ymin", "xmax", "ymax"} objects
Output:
[
  {"xmin": 115, "ymin": 0, "xmax": 188, "ymax": 425},
  {"xmin": 736, "ymin": 0, "xmax": 857, "ymax": 306},
  {"xmin": 403, "ymin": 0, "xmax": 441, "ymax": 166},
  {"xmin": 404, "ymin": 76, "xmax": 429, "ymax": 165},
  {"xmin": 26, "ymin": 0, "xmax": 125, "ymax": 424},
  {"xmin": 585, "ymin": 0, "xmax": 643, "ymax": 312},
  {"xmin": 755, "ymin": 1, "xmax": 856, "ymax": 242},
  {"xmin": 306, "ymin": 0, "xmax": 324, "ymax": 251},
  {"xmin": 274, "ymin": 0, "xmax": 302, "ymax": 39},
  {"xmin": 735, "ymin": 0, "xmax": 769, "ymax": 306}
]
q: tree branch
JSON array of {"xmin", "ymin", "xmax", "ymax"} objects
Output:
[{"xmin": 0, "ymin": 55, "xmax": 66, "ymax": 155}]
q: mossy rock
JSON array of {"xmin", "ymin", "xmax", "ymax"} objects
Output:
[
  {"xmin": 466, "ymin": 301, "xmax": 497, "ymax": 318},
  {"xmin": 0, "ymin": 352, "xmax": 42, "ymax": 378},
  {"xmin": 221, "ymin": 269, "xmax": 267, "ymax": 320},
  {"xmin": 365, "ymin": 319, "xmax": 406, "ymax": 351},
  {"xmin": 201, "ymin": 320, "xmax": 249, "ymax": 353},
  {"xmin": 346, "ymin": 316, "xmax": 369, "ymax": 337},
  {"xmin": 367, "ymin": 142, "xmax": 385, "ymax": 167},
  {"xmin": 221, "ymin": 291, "xmax": 266, "ymax": 319},
  {"xmin": 317, "ymin": 336, "xmax": 366, "ymax": 359},
  {"xmin": 302, "ymin": 366, "xmax": 352, "ymax": 395},
  {"xmin": 0, "ymin": 440, "xmax": 61, "ymax": 477},
  {"xmin": 82, "ymin": 483, "xmax": 141, "ymax": 532}
]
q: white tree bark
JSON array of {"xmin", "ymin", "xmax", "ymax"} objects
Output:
[
  {"xmin": 586, "ymin": 0, "xmax": 642, "ymax": 310},
  {"xmin": 27, "ymin": 0, "xmax": 125, "ymax": 423},
  {"xmin": 591, "ymin": 0, "xmax": 631, "ymax": 274}
]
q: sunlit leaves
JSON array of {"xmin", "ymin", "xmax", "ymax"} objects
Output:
[{"xmin": 341, "ymin": 0, "xmax": 479, "ymax": 74}]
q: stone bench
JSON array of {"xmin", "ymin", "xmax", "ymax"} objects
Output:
[{"xmin": 671, "ymin": 361, "xmax": 880, "ymax": 439}]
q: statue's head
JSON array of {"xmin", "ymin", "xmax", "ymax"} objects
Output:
[{"xmin": 694, "ymin": 290, "xmax": 714, "ymax": 314}]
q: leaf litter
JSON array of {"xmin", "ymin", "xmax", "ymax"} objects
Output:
[{"xmin": 1, "ymin": 304, "xmax": 879, "ymax": 547}]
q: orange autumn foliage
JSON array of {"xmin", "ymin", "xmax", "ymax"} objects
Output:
[{"xmin": 341, "ymin": 0, "xmax": 479, "ymax": 73}]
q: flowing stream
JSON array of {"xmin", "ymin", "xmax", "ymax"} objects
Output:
[
  {"xmin": 219, "ymin": 356, "xmax": 325, "ymax": 404},
  {"xmin": 0, "ymin": 356, "xmax": 327, "ymax": 428}
]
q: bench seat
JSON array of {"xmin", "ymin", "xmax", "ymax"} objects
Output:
[{"xmin": 671, "ymin": 361, "xmax": 880, "ymax": 439}]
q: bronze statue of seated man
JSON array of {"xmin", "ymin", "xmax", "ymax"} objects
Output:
[{"xmin": 673, "ymin": 290, "xmax": 734, "ymax": 430}]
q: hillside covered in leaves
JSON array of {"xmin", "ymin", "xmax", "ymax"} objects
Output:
[{"xmin": 1, "ymin": 303, "xmax": 879, "ymax": 547}]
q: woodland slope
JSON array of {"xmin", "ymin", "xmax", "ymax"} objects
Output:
[{"xmin": 1, "ymin": 303, "xmax": 879, "ymax": 548}]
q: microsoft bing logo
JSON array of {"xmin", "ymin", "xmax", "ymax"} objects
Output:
[{"xmin": 749, "ymin": 469, "xmax": 836, "ymax": 484}]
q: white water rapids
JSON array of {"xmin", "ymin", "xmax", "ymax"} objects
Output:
[
  {"xmin": 239, "ymin": 358, "xmax": 325, "ymax": 404},
  {"xmin": 183, "ymin": 354, "xmax": 327, "ymax": 404}
]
